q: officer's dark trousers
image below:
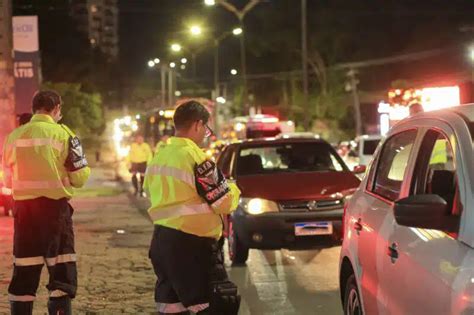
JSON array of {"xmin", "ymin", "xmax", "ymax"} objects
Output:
[
  {"xmin": 149, "ymin": 225, "xmax": 220, "ymax": 314},
  {"xmin": 8, "ymin": 197, "xmax": 77, "ymax": 304}
]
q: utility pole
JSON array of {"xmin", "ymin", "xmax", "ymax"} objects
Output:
[
  {"xmin": 161, "ymin": 66, "xmax": 166, "ymax": 107},
  {"xmin": 301, "ymin": 0, "xmax": 310, "ymax": 131},
  {"xmin": 168, "ymin": 68, "xmax": 173, "ymax": 107},
  {"xmin": 347, "ymin": 68, "xmax": 362, "ymax": 137}
]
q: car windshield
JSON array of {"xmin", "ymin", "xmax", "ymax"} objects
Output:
[
  {"xmin": 363, "ymin": 139, "xmax": 380, "ymax": 155},
  {"xmin": 236, "ymin": 142, "xmax": 347, "ymax": 176}
]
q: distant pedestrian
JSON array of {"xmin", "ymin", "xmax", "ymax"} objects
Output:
[
  {"xmin": 154, "ymin": 134, "xmax": 170, "ymax": 155},
  {"xmin": 3, "ymin": 90, "xmax": 90, "ymax": 315},
  {"xmin": 409, "ymin": 102, "xmax": 424, "ymax": 117},
  {"xmin": 127, "ymin": 134, "xmax": 152, "ymax": 197}
]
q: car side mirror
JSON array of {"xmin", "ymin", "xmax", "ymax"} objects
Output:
[
  {"xmin": 353, "ymin": 165, "xmax": 367, "ymax": 174},
  {"xmin": 394, "ymin": 194, "xmax": 458, "ymax": 232}
]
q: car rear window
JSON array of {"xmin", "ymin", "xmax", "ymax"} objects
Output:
[
  {"xmin": 236, "ymin": 142, "xmax": 347, "ymax": 176},
  {"xmin": 363, "ymin": 139, "xmax": 380, "ymax": 155}
]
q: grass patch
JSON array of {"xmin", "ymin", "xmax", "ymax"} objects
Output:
[{"xmin": 74, "ymin": 186, "xmax": 123, "ymax": 198}]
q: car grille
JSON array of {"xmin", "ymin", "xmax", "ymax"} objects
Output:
[{"xmin": 279, "ymin": 199, "xmax": 343, "ymax": 212}]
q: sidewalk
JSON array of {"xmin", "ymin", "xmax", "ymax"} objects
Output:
[{"xmin": 0, "ymin": 167, "xmax": 156, "ymax": 314}]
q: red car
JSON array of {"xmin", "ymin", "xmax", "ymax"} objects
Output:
[{"xmin": 217, "ymin": 137, "xmax": 363, "ymax": 264}]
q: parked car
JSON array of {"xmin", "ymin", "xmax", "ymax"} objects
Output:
[
  {"xmin": 340, "ymin": 104, "xmax": 474, "ymax": 315},
  {"xmin": 217, "ymin": 137, "xmax": 362, "ymax": 264},
  {"xmin": 354, "ymin": 134, "xmax": 383, "ymax": 167},
  {"xmin": 0, "ymin": 156, "xmax": 13, "ymax": 216}
]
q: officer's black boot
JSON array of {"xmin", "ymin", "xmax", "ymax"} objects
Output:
[
  {"xmin": 10, "ymin": 301, "xmax": 33, "ymax": 315},
  {"xmin": 47, "ymin": 297, "xmax": 72, "ymax": 315}
]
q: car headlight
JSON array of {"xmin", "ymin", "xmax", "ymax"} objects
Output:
[{"xmin": 241, "ymin": 198, "xmax": 280, "ymax": 215}]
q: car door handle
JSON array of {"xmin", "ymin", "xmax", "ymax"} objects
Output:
[
  {"xmin": 387, "ymin": 242, "xmax": 399, "ymax": 263},
  {"xmin": 354, "ymin": 219, "xmax": 363, "ymax": 235}
]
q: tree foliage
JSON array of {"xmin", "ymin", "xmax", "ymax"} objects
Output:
[{"xmin": 42, "ymin": 82, "xmax": 105, "ymax": 138}]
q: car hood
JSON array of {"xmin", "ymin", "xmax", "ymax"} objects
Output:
[{"xmin": 236, "ymin": 171, "xmax": 360, "ymax": 201}]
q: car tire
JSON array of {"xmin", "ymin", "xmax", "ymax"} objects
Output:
[
  {"xmin": 343, "ymin": 274, "xmax": 363, "ymax": 315},
  {"xmin": 228, "ymin": 220, "xmax": 249, "ymax": 265}
]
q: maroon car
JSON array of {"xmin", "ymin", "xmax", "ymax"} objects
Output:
[{"xmin": 217, "ymin": 137, "xmax": 362, "ymax": 264}]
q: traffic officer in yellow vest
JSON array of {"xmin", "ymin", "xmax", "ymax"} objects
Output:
[
  {"xmin": 2, "ymin": 90, "xmax": 90, "ymax": 315},
  {"xmin": 144, "ymin": 100, "xmax": 241, "ymax": 315},
  {"xmin": 128, "ymin": 134, "xmax": 152, "ymax": 197}
]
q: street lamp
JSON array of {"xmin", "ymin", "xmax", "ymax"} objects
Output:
[
  {"xmin": 148, "ymin": 60, "xmax": 155, "ymax": 68},
  {"xmin": 181, "ymin": 58, "xmax": 188, "ymax": 64},
  {"xmin": 170, "ymin": 62, "xmax": 176, "ymax": 68},
  {"xmin": 232, "ymin": 27, "xmax": 243, "ymax": 36},
  {"xmin": 230, "ymin": 69, "xmax": 238, "ymax": 75},
  {"xmin": 190, "ymin": 25, "xmax": 202, "ymax": 36},
  {"xmin": 171, "ymin": 43, "xmax": 182, "ymax": 52},
  {"xmin": 204, "ymin": 0, "xmax": 216, "ymax": 5},
  {"xmin": 153, "ymin": 58, "xmax": 160, "ymax": 64}
]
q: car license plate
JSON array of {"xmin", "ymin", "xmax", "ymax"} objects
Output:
[{"xmin": 294, "ymin": 221, "xmax": 333, "ymax": 236}]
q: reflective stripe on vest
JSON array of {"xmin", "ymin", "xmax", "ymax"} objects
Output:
[
  {"xmin": 45, "ymin": 254, "xmax": 77, "ymax": 267},
  {"xmin": 9, "ymin": 294, "xmax": 36, "ymax": 302},
  {"xmin": 146, "ymin": 165, "xmax": 195, "ymax": 187},
  {"xmin": 149, "ymin": 203, "xmax": 212, "ymax": 221},
  {"xmin": 13, "ymin": 256, "xmax": 44, "ymax": 266},
  {"xmin": 13, "ymin": 178, "xmax": 71, "ymax": 190},
  {"xmin": 157, "ymin": 302, "xmax": 187, "ymax": 313},
  {"xmin": 14, "ymin": 138, "xmax": 64, "ymax": 152}
]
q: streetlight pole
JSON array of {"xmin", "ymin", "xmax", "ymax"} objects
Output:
[
  {"xmin": 168, "ymin": 67, "xmax": 173, "ymax": 107},
  {"xmin": 301, "ymin": 0, "xmax": 309, "ymax": 131},
  {"xmin": 205, "ymin": 0, "xmax": 262, "ymax": 115},
  {"xmin": 161, "ymin": 66, "xmax": 166, "ymax": 107},
  {"xmin": 239, "ymin": 23, "xmax": 248, "ymax": 114}
]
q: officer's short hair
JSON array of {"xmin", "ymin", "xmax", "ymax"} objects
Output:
[
  {"xmin": 32, "ymin": 90, "xmax": 62, "ymax": 113},
  {"xmin": 173, "ymin": 101, "xmax": 210, "ymax": 130}
]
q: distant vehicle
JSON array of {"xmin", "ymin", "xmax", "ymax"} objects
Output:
[
  {"xmin": 354, "ymin": 135, "xmax": 383, "ymax": 166},
  {"xmin": 276, "ymin": 132, "xmax": 319, "ymax": 139},
  {"xmin": 0, "ymin": 155, "xmax": 13, "ymax": 216},
  {"xmin": 340, "ymin": 104, "xmax": 474, "ymax": 315},
  {"xmin": 221, "ymin": 115, "xmax": 295, "ymax": 140},
  {"xmin": 217, "ymin": 137, "xmax": 362, "ymax": 264}
]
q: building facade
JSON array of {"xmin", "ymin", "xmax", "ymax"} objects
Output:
[{"xmin": 70, "ymin": 0, "xmax": 119, "ymax": 60}]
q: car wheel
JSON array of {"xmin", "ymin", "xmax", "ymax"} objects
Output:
[
  {"xmin": 228, "ymin": 220, "xmax": 249, "ymax": 264},
  {"xmin": 344, "ymin": 274, "xmax": 363, "ymax": 315}
]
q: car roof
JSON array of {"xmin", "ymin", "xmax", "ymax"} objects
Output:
[
  {"xmin": 229, "ymin": 137, "xmax": 330, "ymax": 147},
  {"xmin": 402, "ymin": 103, "xmax": 474, "ymax": 122},
  {"xmin": 450, "ymin": 103, "xmax": 474, "ymax": 122}
]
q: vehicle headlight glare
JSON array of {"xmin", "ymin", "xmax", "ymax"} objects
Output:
[{"xmin": 242, "ymin": 198, "xmax": 279, "ymax": 215}]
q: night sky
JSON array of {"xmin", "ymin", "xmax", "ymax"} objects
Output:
[{"xmin": 13, "ymin": 0, "xmax": 474, "ymax": 101}]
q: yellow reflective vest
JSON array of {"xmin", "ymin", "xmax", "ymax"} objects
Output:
[
  {"xmin": 2, "ymin": 114, "xmax": 91, "ymax": 201},
  {"xmin": 128, "ymin": 142, "xmax": 153, "ymax": 164},
  {"xmin": 144, "ymin": 137, "xmax": 240, "ymax": 239}
]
